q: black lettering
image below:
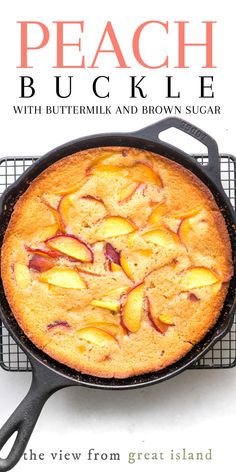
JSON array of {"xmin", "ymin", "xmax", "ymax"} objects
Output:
[
  {"xmin": 93, "ymin": 76, "xmax": 110, "ymax": 98},
  {"xmin": 130, "ymin": 76, "xmax": 147, "ymax": 98},
  {"xmin": 166, "ymin": 76, "xmax": 180, "ymax": 98},
  {"xmin": 55, "ymin": 76, "xmax": 73, "ymax": 98},
  {"xmin": 199, "ymin": 76, "xmax": 214, "ymax": 98}
]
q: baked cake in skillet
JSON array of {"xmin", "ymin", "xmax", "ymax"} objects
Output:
[{"xmin": 1, "ymin": 147, "xmax": 233, "ymax": 378}]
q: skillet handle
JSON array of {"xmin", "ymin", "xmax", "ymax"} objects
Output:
[
  {"xmin": 0, "ymin": 362, "xmax": 74, "ymax": 471},
  {"xmin": 136, "ymin": 117, "xmax": 221, "ymax": 184}
]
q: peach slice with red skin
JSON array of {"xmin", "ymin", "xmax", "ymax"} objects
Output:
[
  {"xmin": 104, "ymin": 243, "xmax": 122, "ymax": 272},
  {"xmin": 26, "ymin": 245, "xmax": 60, "ymax": 258},
  {"xmin": 142, "ymin": 227, "xmax": 180, "ymax": 248},
  {"xmin": 98, "ymin": 216, "xmax": 136, "ymax": 239},
  {"xmin": 121, "ymin": 282, "xmax": 144, "ymax": 332},
  {"xmin": 14, "ymin": 262, "xmax": 31, "ymax": 289},
  {"xmin": 40, "ymin": 267, "xmax": 87, "ymax": 289},
  {"xmin": 104, "ymin": 242, "xmax": 120, "ymax": 265},
  {"xmin": 181, "ymin": 267, "xmax": 220, "ymax": 290},
  {"xmin": 29, "ymin": 254, "xmax": 56, "ymax": 272},
  {"xmin": 47, "ymin": 320, "xmax": 71, "ymax": 330},
  {"xmin": 77, "ymin": 327, "xmax": 118, "ymax": 346},
  {"xmin": 45, "ymin": 235, "xmax": 93, "ymax": 262}
]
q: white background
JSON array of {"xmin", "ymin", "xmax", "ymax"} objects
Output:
[{"xmin": 0, "ymin": 0, "xmax": 236, "ymax": 470}]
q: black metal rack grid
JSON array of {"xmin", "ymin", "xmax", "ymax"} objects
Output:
[{"xmin": 0, "ymin": 154, "xmax": 235, "ymax": 372}]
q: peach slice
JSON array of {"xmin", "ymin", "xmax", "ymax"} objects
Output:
[
  {"xmin": 104, "ymin": 286, "xmax": 130, "ymax": 298},
  {"xmin": 77, "ymin": 327, "xmax": 118, "ymax": 346},
  {"xmin": 26, "ymin": 245, "xmax": 59, "ymax": 258},
  {"xmin": 178, "ymin": 218, "xmax": 192, "ymax": 245},
  {"xmin": 86, "ymin": 151, "xmax": 122, "ymax": 172},
  {"xmin": 142, "ymin": 228, "xmax": 179, "ymax": 248},
  {"xmin": 148, "ymin": 203, "xmax": 168, "ymax": 225},
  {"xmin": 121, "ymin": 282, "xmax": 144, "ymax": 332},
  {"xmin": 104, "ymin": 242, "xmax": 120, "ymax": 265},
  {"xmin": 188, "ymin": 292, "xmax": 200, "ymax": 302},
  {"xmin": 76, "ymin": 268, "xmax": 102, "ymax": 277},
  {"xmin": 71, "ymin": 195, "xmax": 107, "ymax": 217},
  {"xmin": 14, "ymin": 262, "xmax": 31, "ymax": 289},
  {"xmin": 171, "ymin": 207, "xmax": 201, "ymax": 219},
  {"xmin": 146, "ymin": 298, "xmax": 171, "ymax": 334},
  {"xmin": 131, "ymin": 162, "xmax": 162, "ymax": 187},
  {"xmin": 29, "ymin": 254, "xmax": 56, "ymax": 272},
  {"xmin": 158, "ymin": 313, "xmax": 175, "ymax": 326},
  {"xmin": 118, "ymin": 182, "xmax": 141, "ymax": 203},
  {"xmin": 211, "ymin": 281, "xmax": 222, "ymax": 295},
  {"xmin": 46, "ymin": 235, "xmax": 93, "ymax": 262},
  {"xmin": 58, "ymin": 194, "xmax": 75, "ymax": 230},
  {"xmin": 40, "ymin": 267, "xmax": 87, "ymax": 289},
  {"xmin": 136, "ymin": 248, "xmax": 153, "ymax": 257},
  {"xmin": 178, "ymin": 212, "xmax": 209, "ymax": 246},
  {"xmin": 109, "ymin": 262, "xmax": 122, "ymax": 272},
  {"xmin": 59, "ymin": 193, "xmax": 106, "ymax": 230},
  {"xmin": 120, "ymin": 252, "xmax": 134, "ymax": 281},
  {"xmin": 89, "ymin": 164, "xmax": 129, "ymax": 178},
  {"xmin": 40, "ymin": 195, "xmax": 64, "ymax": 232},
  {"xmin": 90, "ymin": 299, "xmax": 120, "ymax": 312},
  {"xmin": 79, "ymin": 195, "xmax": 106, "ymax": 208},
  {"xmin": 127, "ymin": 230, "xmax": 138, "ymax": 247},
  {"xmin": 181, "ymin": 267, "xmax": 220, "ymax": 289},
  {"xmin": 98, "ymin": 216, "xmax": 136, "ymax": 239},
  {"xmin": 104, "ymin": 242, "xmax": 122, "ymax": 272},
  {"xmin": 54, "ymin": 177, "xmax": 88, "ymax": 196},
  {"xmin": 83, "ymin": 322, "xmax": 120, "ymax": 337},
  {"xmin": 41, "ymin": 193, "xmax": 61, "ymax": 210},
  {"xmin": 90, "ymin": 285, "xmax": 129, "ymax": 313},
  {"xmin": 47, "ymin": 320, "xmax": 71, "ymax": 330},
  {"xmin": 30, "ymin": 224, "xmax": 60, "ymax": 242}
]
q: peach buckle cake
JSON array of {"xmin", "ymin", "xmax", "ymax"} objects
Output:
[{"xmin": 1, "ymin": 147, "xmax": 233, "ymax": 378}]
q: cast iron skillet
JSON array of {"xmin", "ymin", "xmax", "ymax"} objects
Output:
[{"xmin": 0, "ymin": 117, "xmax": 235, "ymax": 471}]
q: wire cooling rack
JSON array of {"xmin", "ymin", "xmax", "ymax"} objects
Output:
[{"xmin": 0, "ymin": 154, "xmax": 235, "ymax": 372}]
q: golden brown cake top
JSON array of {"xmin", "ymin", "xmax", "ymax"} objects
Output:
[{"xmin": 1, "ymin": 147, "xmax": 233, "ymax": 378}]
